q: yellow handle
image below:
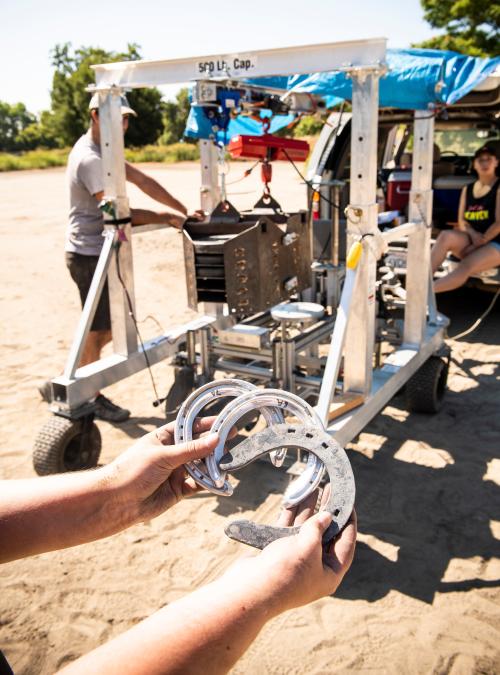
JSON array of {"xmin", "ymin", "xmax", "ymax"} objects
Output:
[{"xmin": 346, "ymin": 241, "xmax": 363, "ymax": 269}]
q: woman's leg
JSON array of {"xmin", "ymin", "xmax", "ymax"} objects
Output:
[
  {"xmin": 431, "ymin": 230, "xmax": 470, "ymax": 273},
  {"xmin": 434, "ymin": 244, "xmax": 500, "ymax": 293}
]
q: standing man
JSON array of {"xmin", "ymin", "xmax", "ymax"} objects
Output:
[{"xmin": 59, "ymin": 93, "xmax": 202, "ymax": 422}]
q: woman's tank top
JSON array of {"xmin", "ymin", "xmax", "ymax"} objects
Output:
[{"xmin": 464, "ymin": 179, "xmax": 500, "ymax": 243}]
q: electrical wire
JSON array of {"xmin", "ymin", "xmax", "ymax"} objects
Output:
[
  {"xmin": 281, "ymin": 148, "xmax": 341, "ymax": 210},
  {"xmin": 115, "ymin": 240, "xmax": 164, "ymax": 407},
  {"xmin": 448, "ymin": 287, "xmax": 500, "ymax": 340},
  {"xmin": 225, "ymin": 160, "xmax": 260, "ymax": 185}
]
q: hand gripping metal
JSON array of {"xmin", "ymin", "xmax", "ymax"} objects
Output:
[
  {"xmin": 220, "ymin": 424, "xmax": 356, "ymax": 549},
  {"xmin": 206, "ymin": 389, "xmax": 325, "ymax": 506},
  {"xmin": 174, "ymin": 379, "xmax": 286, "ymax": 496}
]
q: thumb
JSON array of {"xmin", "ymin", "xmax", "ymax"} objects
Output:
[
  {"xmin": 167, "ymin": 432, "xmax": 219, "ymax": 467},
  {"xmin": 298, "ymin": 510, "xmax": 333, "ymax": 546}
]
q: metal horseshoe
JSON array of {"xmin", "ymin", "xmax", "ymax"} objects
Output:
[
  {"xmin": 220, "ymin": 423, "xmax": 355, "ymax": 549},
  {"xmin": 206, "ymin": 389, "xmax": 325, "ymax": 506},
  {"xmin": 174, "ymin": 379, "xmax": 286, "ymax": 495}
]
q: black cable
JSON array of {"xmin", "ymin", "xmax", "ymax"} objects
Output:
[
  {"xmin": 281, "ymin": 148, "xmax": 341, "ymax": 210},
  {"xmin": 318, "ymin": 232, "xmax": 331, "ymax": 260},
  {"xmin": 115, "ymin": 241, "xmax": 165, "ymax": 407}
]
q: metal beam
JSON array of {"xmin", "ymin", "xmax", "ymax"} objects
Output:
[
  {"xmin": 404, "ymin": 110, "xmax": 435, "ymax": 345},
  {"xmin": 329, "ymin": 325, "xmax": 446, "ymax": 447},
  {"xmin": 91, "ymin": 39, "xmax": 386, "ymax": 90},
  {"xmin": 343, "ymin": 70, "xmax": 380, "ymax": 395}
]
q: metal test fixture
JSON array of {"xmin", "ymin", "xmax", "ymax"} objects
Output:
[{"xmin": 32, "ymin": 38, "xmax": 449, "ymax": 481}]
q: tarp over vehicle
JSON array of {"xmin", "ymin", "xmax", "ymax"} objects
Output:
[{"xmin": 185, "ymin": 48, "xmax": 500, "ymax": 143}]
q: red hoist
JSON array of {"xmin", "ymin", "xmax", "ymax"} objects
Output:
[{"xmin": 227, "ymin": 120, "xmax": 310, "ymax": 206}]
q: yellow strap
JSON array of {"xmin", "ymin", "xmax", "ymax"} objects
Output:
[{"xmin": 346, "ymin": 240, "xmax": 363, "ymax": 269}]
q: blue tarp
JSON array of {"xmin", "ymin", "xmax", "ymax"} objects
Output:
[{"xmin": 185, "ymin": 48, "xmax": 500, "ymax": 142}]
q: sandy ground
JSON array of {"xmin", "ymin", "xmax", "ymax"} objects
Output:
[{"xmin": 0, "ymin": 161, "xmax": 499, "ymax": 674}]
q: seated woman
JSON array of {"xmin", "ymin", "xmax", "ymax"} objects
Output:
[{"xmin": 431, "ymin": 145, "xmax": 500, "ymax": 292}]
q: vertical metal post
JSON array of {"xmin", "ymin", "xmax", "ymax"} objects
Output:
[
  {"xmin": 186, "ymin": 330, "xmax": 197, "ymax": 368},
  {"xmin": 404, "ymin": 110, "xmax": 435, "ymax": 345},
  {"xmin": 200, "ymin": 140, "xmax": 220, "ymax": 214},
  {"xmin": 99, "ymin": 89, "xmax": 137, "ymax": 356},
  {"xmin": 343, "ymin": 70, "xmax": 380, "ymax": 395},
  {"xmin": 271, "ymin": 338, "xmax": 282, "ymax": 387},
  {"xmin": 199, "ymin": 326, "xmax": 211, "ymax": 382},
  {"xmin": 283, "ymin": 332, "xmax": 296, "ymax": 393}
]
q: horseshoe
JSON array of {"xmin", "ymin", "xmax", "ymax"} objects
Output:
[
  {"xmin": 207, "ymin": 389, "xmax": 325, "ymax": 506},
  {"xmin": 174, "ymin": 379, "xmax": 286, "ymax": 495},
  {"xmin": 220, "ymin": 423, "xmax": 355, "ymax": 549}
]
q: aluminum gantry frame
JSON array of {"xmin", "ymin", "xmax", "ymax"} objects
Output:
[{"xmin": 50, "ymin": 37, "xmax": 448, "ymax": 448}]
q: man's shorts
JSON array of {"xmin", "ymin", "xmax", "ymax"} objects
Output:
[{"xmin": 65, "ymin": 252, "xmax": 111, "ymax": 332}]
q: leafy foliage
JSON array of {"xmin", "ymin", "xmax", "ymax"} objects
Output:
[
  {"xmin": 0, "ymin": 102, "xmax": 37, "ymax": 152},
  {"xmin": 417, "ymin": 0, "xmax": 499, "ymax": 56},
  {"xmin": 47, "ymin": 43, "xmax": 165, "ymax": 147},
  {"xmin": 160, "ymin": 88, "xmax": 192, "ymax": 145},
  {"xmin": 292, "ymin": 115, "xmax": 325, "ymax": 138}
]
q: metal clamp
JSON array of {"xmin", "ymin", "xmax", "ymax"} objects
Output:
[{"xmin": 221, "ymin": 424, "xmax": 355, "ymax": 549}]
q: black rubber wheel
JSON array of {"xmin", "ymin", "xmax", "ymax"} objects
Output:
[
  {"xmin": 165, "ymin": 365, "xmax": 195, "ymax": 422},
  {"xmin": 406, "ymin": 356, "xmax": 448, "ymax": 414},
  {"xmin": 33, "ymin": 416, "xmax": 101, "ymax": 475}
]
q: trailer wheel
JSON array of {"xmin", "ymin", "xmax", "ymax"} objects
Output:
[
  {"xmin": 33, "ymin": 416, "xmax": 101, "ymax": 476},
  {"xmin": 165, "ymin": 365, "xmax": 195, "ymax": 422},
  {"xmin": 406, "ymin": 356, "xmax": 448, "ymax": 414}
]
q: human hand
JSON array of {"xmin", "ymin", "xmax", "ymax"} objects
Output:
[
  {"xmin": 188, "ymin": 209, "xmax": 206, "ymax": 221},
  {"xmin": 102, "ymin": 418, "xmax": 219, "ymax": 527},
  {"xmin": 467, "ymin": 229, "xmax": 485, "ymax": 248},
  {"xmin": 221, "ymin": 489, "xmax": 356, "ymax": 615},
  {"xmin": 168, "ymin": 213, "xmax": 187, "ymax": 230}
]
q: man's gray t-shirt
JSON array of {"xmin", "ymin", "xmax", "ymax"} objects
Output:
[{"xmin": 65, "ymin": 130, "xmax": 104, "ymax": 256}]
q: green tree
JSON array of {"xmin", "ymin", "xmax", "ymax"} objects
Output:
[
  {"xmin": 48, "ymin": 43, "xmax": 165, "ymax": 147},
  {"xmin": 160, "ymin": 88, "xmax": 191, "ymax": 145},
  {"xmin": 417, "ymin": 0, "xmax": 499, "ymax": 56},
  {"xmin": 0, "ymin": 101, "xmax": 37, "ymax": 151}
]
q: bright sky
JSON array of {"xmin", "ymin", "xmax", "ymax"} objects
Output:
[{"xmin": 2, "ymin": 0, "xmax": 438, "ymax": 114}]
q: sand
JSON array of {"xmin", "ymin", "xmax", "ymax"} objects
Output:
[{"xmin": 0, "ymin": 161, "xmax": 499, "ymax": 674}]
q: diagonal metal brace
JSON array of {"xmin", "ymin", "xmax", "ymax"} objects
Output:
[{"xmin": 220, "ymin": 424, "xmax": 355, "ymax": 549}]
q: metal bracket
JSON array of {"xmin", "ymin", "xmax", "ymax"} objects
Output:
[{"xmin": 220, "ymin": 423, "xmax": 355, "ymax": 549}]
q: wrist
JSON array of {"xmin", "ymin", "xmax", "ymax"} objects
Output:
[
  {"xmin": 218, "ymin": 556, "xmax": 293, "ymax": 616},
  {"xmin": 91, "ymin": 463, "xmax": 141, "ymax": 535},
  {"xmin": 214, "ymin": 567, "xmax": 286, "ymax": 619}
]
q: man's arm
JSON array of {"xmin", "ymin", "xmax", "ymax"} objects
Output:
[
  {"xmin": 61, "ymin": 509, "xmax": 357, "ymax": 675},
  {"xmin": 92, "ymin": 190, "xmax": 185, "ymax": 230},
  {"xmin": 129, "ymin": 207, "xmax": 185, "ymax": 229},
  {"xmin": 125, "ymin": 162, "xmax": 188, "ymax": 215},
  {"xmin": 0, "ymin": 420, "xmax": 219, "ymax": 563}
]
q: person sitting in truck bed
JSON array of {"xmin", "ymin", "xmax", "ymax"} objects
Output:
[{"xmin": 431, "ymin": 145, "xmax": 500, "ymax": 293}]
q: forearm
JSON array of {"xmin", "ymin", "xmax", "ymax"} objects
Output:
[
  {"xmin": 482, "ymin": 221, "xmax": 500, "ymax": 243},
  {"xmin": 137, "ymin": 173, "xmax": 187, "ymax": 215},
  {"xmin": 61, "ymin": 570, "xmax": 282, "ymax": 675},
  {"xmin": 0, "ymin": 467, "xmax": 130, "ymax": 563},
  {"xmin": 130, "ymin": 208, "xmax": 184, "ymax": 229}
]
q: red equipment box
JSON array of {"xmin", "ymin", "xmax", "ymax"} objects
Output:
[
  {"xmin": 386, "ymin": 170, "xmax": 412, "ymax": 212},
  {"xmin": 228, "ymin": 134, "xmax": 310, "ymax": 162}
]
